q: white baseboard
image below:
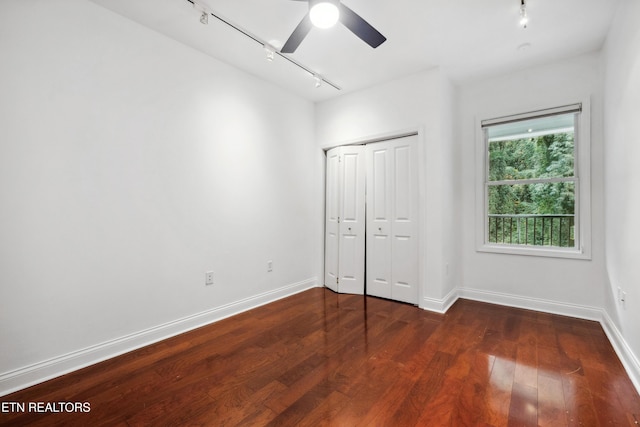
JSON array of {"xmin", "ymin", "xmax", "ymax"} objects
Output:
[
  {"xmin": 458, "ymin": 287, "xmax": 603, "ymax": 321},
  {"xmin": 421, "ymin": 288, "xmax": 459, "ymax": 313},
  {"xmin": 0, "ymin": 277, "xmax": 318, "ymax": 398},
  {"xmin": 600, "ymin": 310, "xmax": 640, "ymax": 395},
  {"xmin": 430, "ymin": 286, "xmax": 640, "ymax": 396}
]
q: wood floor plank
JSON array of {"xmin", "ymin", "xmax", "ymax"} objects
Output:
[
  {"xmin": 585, "ymin": 366, "xmax": 629, "ymax": 426},
  {"xmin": 295, "ymin": 389, "xmax": 351, "ymax": 427},
  {"xmin": 562, "ymin": 370, "xmax": 600, "ymax": 427},
  {"xmin": 390, "ymin": 350, "xmax": 453, "ymax": 426},
  {"xmin": 1, "ymin": 289, "xmax": 639, "ymax": 426},
  {"xmin": 328, "ymin": 357, "xmax": 401, "ymax": 425},
  {"xmin": 448, "ymin": 351, "xmax": 494, "ymax": 426},
  {"xmin": 484, "ymin": 351, "xmax": 516, "ymax": 427},
  {"xmin": 508, "ymin": 382, "xmax": 538, "ymax": 427},
  {"xmin": 537, "ymin": 373, "xmax": 568, "ymax": 427}
]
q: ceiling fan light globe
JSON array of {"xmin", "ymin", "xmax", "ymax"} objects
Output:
[{"xmin": 309, "ymin": 2, "xmax": 340, "ymax": 29}]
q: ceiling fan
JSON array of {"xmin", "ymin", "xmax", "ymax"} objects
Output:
[{"xmin": 281, "ymin": 0, "xmax": 387, "ymax": 54}]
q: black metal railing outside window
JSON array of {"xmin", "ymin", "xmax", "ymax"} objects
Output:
[{"xmin": 488, "ymin": 214, "xmax": 574, "ymax": 248}]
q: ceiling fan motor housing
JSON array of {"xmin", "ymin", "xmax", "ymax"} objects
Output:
[{"xmin": 309, "ymin": 0, "xmax": 340, "ymax": 9}]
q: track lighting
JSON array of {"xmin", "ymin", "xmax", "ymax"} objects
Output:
[
  {"xmin": 184, "ymin": 0, "xmax": 340, "ymax": 91},
  {"xmin": 264, "ymin": 44, "xmax": 275, "ymax": 62},
  {"xmin": 519, "ymin": 0, "xmax": 529, "ymax": 28},
  {"xmin": 193, "ymin": 1, "xmax": 209, "ymax": 24},
  {"xmin": 309, "ymin": 0, "xmax": 340, "ymax": 29}
]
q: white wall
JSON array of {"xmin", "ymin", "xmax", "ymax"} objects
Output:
[
  {"xmin": 315, "ymin": 69, "xmax": 458, "ymax": 311},
  {"xmin": 0, "ymin": 0, "xmax": 321, "ymax": 394},
  {"xmin": 602, "ymin": 0, "xmax": 640, "ymax": 386},
  {"xmin": 458, "ymin": 52, "xmax": 607, "ymax": 312}
]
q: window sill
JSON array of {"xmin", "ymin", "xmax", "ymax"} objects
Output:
[{"xmin": 477, "ymin": 243, "xmax": 591, "ymax": 260}]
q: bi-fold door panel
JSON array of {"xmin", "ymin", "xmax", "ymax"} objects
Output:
[
  {"xmin": 337, "ymin": 149, "xmax": 366, "ymax": 294},
  {"xmin": 366, "ymin": 146, "xmax": 392, "ymax": 299},
  {"xmin": 390, "ymin": 143, "xmax": 418, "ymax": 304},
  {"xmin": 366, "ymin": 136, "xmax": 419, "ymax": 304},
  {"xmin": 324, "ymin": 146, "xmax": 365, "ymax": 295},
  {"xmin": 324, "ymin": 149, "xmax": 340, "ymax": 292}
]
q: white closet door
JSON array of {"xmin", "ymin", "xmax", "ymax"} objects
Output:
[
  {"xmin": 366, "ymin": 136, "xmax": 419, "ymax": 304},
  {"xmin": 324, "ymin": 148, "xmax": 340, "ymax": 292},
  {"xmin": 324, "ymin": 146, "xmax": 366, "ymax": 295},
  {"xmin": 366, "ymin": 143, "xmax": 393, "ymax": 299}
]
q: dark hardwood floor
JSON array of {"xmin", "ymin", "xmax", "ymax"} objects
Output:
[{"xmin": 1, "ymin": 288, "xmax": 639, "ymax": 426}]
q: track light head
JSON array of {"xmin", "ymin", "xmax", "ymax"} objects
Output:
[
  {"xmin": 264, "ymin": 44, "xmax": 276, "ymax": 62},
  {"xmin": 192, "ymin": 2, "xmax": 209, "ymax": 24},
  {"xmin": 519, "ymin": 0, "xmax": 528, "ymax": 28}
]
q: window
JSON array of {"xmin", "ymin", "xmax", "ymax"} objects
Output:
[{"xmin": 476, "ymin": 102, "xmax": 591, "ymax": 259}]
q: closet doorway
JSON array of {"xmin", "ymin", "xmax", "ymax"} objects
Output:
[{"xmin": 324, "ymin": 135, "xmax": 419, "ymax": 304}]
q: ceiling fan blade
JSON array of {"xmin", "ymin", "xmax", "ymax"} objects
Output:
[
  {"xmin": 281, "ymin": 13, "xmax": 313, "ymax": 53},
  {"xmin": 338, "ymin": 3, "xmax": 386, "ymax": 48}
]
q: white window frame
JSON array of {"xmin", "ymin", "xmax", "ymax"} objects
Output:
[{"xmin": 475, "ymin": 99, "xmax": 591, "ymax": 259}]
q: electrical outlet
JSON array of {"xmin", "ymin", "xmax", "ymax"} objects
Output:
[
  {"xmin": 205, "ymin": 271, "xmax": 214, "ymax": 286},
  {"xmin": 617, "ymin": 287, "xmax": 627, "ymax": 308},
  {"xmin": 267, "ymin": 260, "xmax": 273, "ymax": 272}
]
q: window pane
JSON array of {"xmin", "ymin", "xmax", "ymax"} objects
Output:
[
  {"xmin": 488, "ymin": 113, "xmax": 575, "ymax": 181},
  {"xmin": 488, "ymin": 182, "xmax": 575, "ymax": 248}
]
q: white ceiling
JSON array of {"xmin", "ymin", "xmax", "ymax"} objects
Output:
[{"xmin": 88, "ymin": 0, "xmax": 619, "ymax": 102}]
